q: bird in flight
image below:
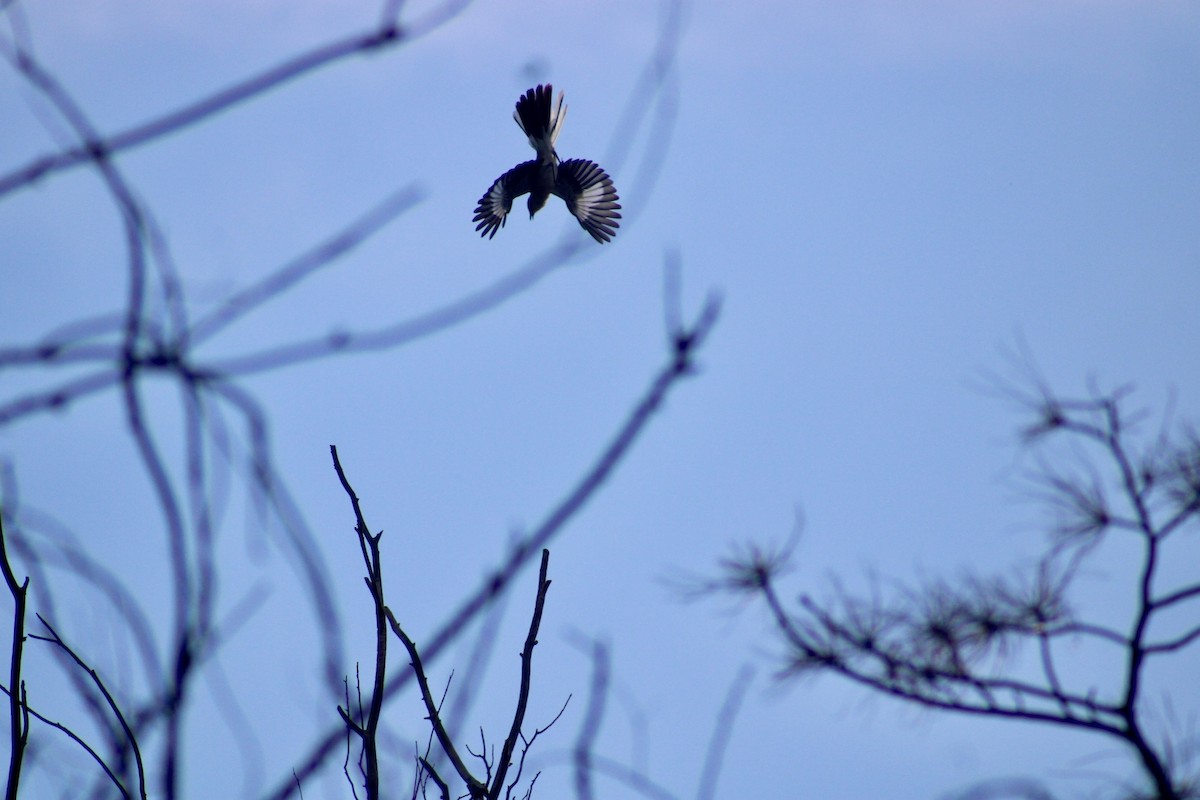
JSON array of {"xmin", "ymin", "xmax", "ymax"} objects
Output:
[{"xmin": 473, "ymin": 84, "xmax": 621, "ymax": 243}]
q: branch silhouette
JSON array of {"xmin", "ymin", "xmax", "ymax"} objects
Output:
[{"xmin": 694, "ymin": 378, "xmax": 1200, "ymax": 799}]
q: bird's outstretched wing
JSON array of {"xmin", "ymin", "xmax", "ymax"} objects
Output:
[
  {"xmin": 513, "ymin": 84, "xmax": 566, "ymax": 163},
  {"xmin": 473, "ymin": 161, "xmax": 537, "ymax": 239},
  {"xmin": 555, "ymin": 159, "xmax": 622, "ymax": 243}
]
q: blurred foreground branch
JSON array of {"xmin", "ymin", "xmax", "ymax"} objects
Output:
[{"xmin": 0, "ymin": 0, "xmax": 696, "ymax": 795}]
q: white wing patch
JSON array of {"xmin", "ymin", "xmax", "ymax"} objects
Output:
[{"xmin": 556, "ymin": 159, "xmax": 621, "ymax": 243}]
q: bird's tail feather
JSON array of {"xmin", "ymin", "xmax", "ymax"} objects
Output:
[{"xmin": 513, "ymin": 84, "xmax": 566, "ymax": 160}]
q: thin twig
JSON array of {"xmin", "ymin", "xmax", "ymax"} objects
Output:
[
  {"xmin": 30, "ymin": 615, "xmax": 148, "ymax": 799},
  {"xmin": 0, "ymin": 684, "xmax": 130, "ymax": 800},
  {"xmin": 331, "ymin": 447, "xmax": 388, "ymax": 800},
  {"xmin": 489, "ymin": 549, "xmax": 553, "ymax": 800},
  {"xmin": 386, "ymin": 608, "xmax": 486, "ymax": 799}
]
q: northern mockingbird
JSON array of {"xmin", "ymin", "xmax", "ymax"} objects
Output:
[{"xmin": 473, "ymin": 84, "xmax": 621, "ymax": 243}]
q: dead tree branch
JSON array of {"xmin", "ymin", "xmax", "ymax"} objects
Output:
[
  {"xmin": 700, "ymin": 380, "xmax": 1200, "ymax": 798},
  {"xmin": 331, "ymin": 446, "xmax": 389, "ymax": 800}
]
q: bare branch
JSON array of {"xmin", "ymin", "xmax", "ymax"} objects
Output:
[
  {"xmin": 330, "ymin": 446, "xmax": 393, "ymax": 800},
  {"xmin": 1152, "ymin": 583, "xmax": 1200, "ymax": 614},
  {"xmin": 506, "ymin": 696, "xmax": 569, "ymax": 800},
  {"xmin": 29, "ymin": 615, "xmax": 147, "ymax": 799},
  {"xmin": 0, "ymin": 512, "xmax": 30, "ymax": 800},
  {"xmin": 709, "ymin": 376, "xmax": 1198, "ymax": 799},
  {"xmin": 418, "ymin": 757, "xmax": 449, "ymax": 800},
  {"xmin": 489, "ymin": 549, "xmax": 553, "ymax": 800},
  {"xmin": 386, "ymin": 608, "xmax": 486, "ymax": 799},
  {"xmin": 1142, "ymin": 624, "xmax": 1200, "ymax": 656},
  {"xmin": 0, "ymin": 684, "xmax": 130, "ymax": 800}
]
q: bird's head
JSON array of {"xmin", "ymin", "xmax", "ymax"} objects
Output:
[{"xmin": 527, "ymin": 191, "xmax": 549, "ymax": 220}]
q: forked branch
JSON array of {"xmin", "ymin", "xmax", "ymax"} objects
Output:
[{"xmin": 386, "ymin": 550, "xmax": 554, "ymax": 800}]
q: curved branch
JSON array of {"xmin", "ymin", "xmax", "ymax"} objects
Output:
[
  {"xmin": 0, "ymin": 684, "xmax": 130, "ymax": 800},
  {"xmin": 1142, "ymin": 624, "xmax": 1200, "ymax": 656},
  {"xmin": 30, "ymin": 615, "xmax": 148, "ymax": 799}
]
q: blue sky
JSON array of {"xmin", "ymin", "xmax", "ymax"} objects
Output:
[{"xmin": 2, "ymin": 1, "xmax": 1199, "ymax": 798}]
